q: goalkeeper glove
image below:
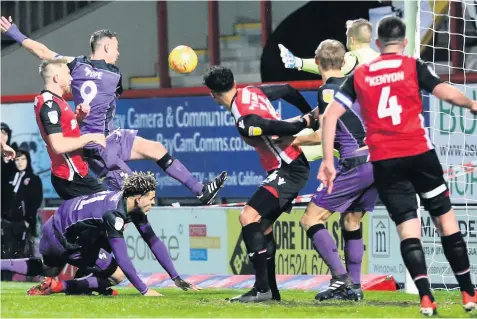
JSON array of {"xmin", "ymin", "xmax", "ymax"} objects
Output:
[{"xmin": 278, "ymin": 44, "xmax": 303, "ymax": 70}]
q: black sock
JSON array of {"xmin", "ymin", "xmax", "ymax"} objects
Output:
[
  {"xmin": 400, "ymin": 238, "xmax": 434, "ymax": 302},
  {"xmin": 441, "ymin": 231, "xmax": 475, "ymax": 296},
  {"xmin": 242, "ymin": 222, "xmax": 269, "ymax": 292},
  {"xmin": 265, "ymin": 232, "xmax": 278, "ymax": 293}
]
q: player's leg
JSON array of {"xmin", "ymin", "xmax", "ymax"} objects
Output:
[
  {"xmin": 373, "ymin": 157, "xmax": 436, "ymax": 316},
  {"xmin": 260, "ymin": 215, "xmax": 281, "ymax": 301},
  {"xmin": 410, "ymin": 150, "xmax": 477, "ymax": 311},
  {"xmin": 128, "ymin": 133, "xmax": 227, "ymax": 204}
]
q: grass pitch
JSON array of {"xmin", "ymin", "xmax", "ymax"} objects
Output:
[{"xmin": 1, "ymin": 282, "xmax": 476, "ymax": 318}]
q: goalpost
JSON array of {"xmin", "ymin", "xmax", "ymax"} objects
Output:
[{"xmin": 404, "ymin": 0, "xmax": 477, "ymax": 293}]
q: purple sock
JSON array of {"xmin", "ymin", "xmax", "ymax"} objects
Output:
[
  {"xmin": 1, "ymin": 259, "xmax": 28, "ymax": 274},
  {"xmin": 311, "ymin": 227, "xmax": 347, "ymax": 277},
  {"xmin": 345, "ymin": 238, "xmax": 364, "ymax": 285},
  {"xmin": 164, "ymin": 160, "xmax": 203, "ymax": 196}
]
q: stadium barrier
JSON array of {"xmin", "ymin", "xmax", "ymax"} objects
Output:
[{"xmin": 31, "ymin": 205, "xmax": 477, "ymax": 291}]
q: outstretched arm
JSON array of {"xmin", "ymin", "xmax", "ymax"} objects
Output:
[
  {"xmin": 236, "ymin": 113, "xmax": 319, "ymax": 138},
  {"xmin": 259, "ymin": 84, "xmax": 312, "ymax": 114},
  {"xmin": 0, "ymin": 16, "xmax": 73, "ymax": 62},
  {"xmin": 134, "ymin": 215, "xmax": 200, "ymax": 291}
]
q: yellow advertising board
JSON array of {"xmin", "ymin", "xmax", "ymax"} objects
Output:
[{"xmin": 227, "ymin": 208, "xmax": 368, "ymax": 275}]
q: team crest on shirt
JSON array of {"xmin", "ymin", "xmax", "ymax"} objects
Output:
[
  {"xmin": 24, "ymin": 178, "xmax": 30, "ymax": 186},
  {"xmin": 47, "ymin": 111, "xmax": 59, "ymax": 124},
  {"xmin": 114, "ymin": 217, "xmax": 124, "ymax": 231},
  {"xmin": 71, "ymin": 119, "xmax": 77, "ymax": 129},
  {"xmin": 322, "ymin": 89, "xmax": 335, "ymax": 104}
]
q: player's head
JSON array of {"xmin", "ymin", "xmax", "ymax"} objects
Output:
[
  {"xmin": 90, "ymin": 29, "xmax": 119, "ymax": 64},
  {"xmin": 376, "ymin": 15, "xmax": 407, "ymax": 52},
  {"xmin": 346, "ymin": 19, "xmax": 373, "ymax": 50},
  {"xmin": 314, "ymin": 39, "xmax": 346, "ymax": 73},
  {"xmin": 123, "ymin": 172, "xmax": 157, "ymax": 214},
  {"xmin": 39, "ymin": 58, "xmax": 72, "ymax": 94},
  {"xmin": 203, "ymin": 66, "xmax": 237, "ymax": 108}
]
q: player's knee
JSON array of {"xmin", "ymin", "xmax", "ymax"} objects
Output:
[
  {"xmin": 239, "ymin": 206, "xmax": 261, "ymax": 226},
  {"xmin": 342, "ymin": 211, "xmax": 363, "ymax": 232},
  {"xmin": 300, "ymin": 206, "xmax": 329, "ymax": 230},
  {"xmin": 422, "ymin": 191, "xmax": 452, "ymax": 218},
  {"xmin": 110, "ymin": 267, "xmax": 126, "ymax": 285}
]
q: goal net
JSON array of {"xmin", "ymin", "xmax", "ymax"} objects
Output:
[{"xmin": 415, "ymin": 0, "xmax": 477, "ymax": 290}]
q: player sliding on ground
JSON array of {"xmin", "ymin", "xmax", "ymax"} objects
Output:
[
  {"xmin": 0, "ymin": 16, "xmax": 227, "ymax": 204},
  {"xmin": 319, "ymin": 15, "xmax": 477, "ymax": 316},
  {"xmin": 1, "ymin": 172, "xmax": 199, "ymax": 296},
  {"xmin": 279, "ymin": 19, "xmax": 379, "ymax": 76},
  {"xmin": 203, "ymin": 66, "xmax": 318, "ymax": 303},
  {"xmin": 292, "ymin": 39, "xmax": 377, "ymax": 302}
]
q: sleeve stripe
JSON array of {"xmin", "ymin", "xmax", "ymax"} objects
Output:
[{"xmin": 334, "ymin": 91, "xmax": 353, "ymax": 108}]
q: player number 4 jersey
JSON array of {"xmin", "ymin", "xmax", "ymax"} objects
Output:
[
  {"xmin": 335, "ymin": 53, "xmax": 442, "ymax": 162},
  {"xmin": 231, "ymin": 87, "xmax": 302, "ymax": 171}
]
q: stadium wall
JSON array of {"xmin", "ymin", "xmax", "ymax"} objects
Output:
[
  {"xmin": 39, "ymin": 205, "xmax": 476, "ymax": 287},
  {"xmin": 0, "ymin": 1, "xmax": 307, "ymax": 95}
]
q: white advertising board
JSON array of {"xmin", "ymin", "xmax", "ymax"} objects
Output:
[
  {"xmin": 428, "ymin": 84, "xmax": 477, "ymax": 205},
  {"xmin": 123, "ymin": 207, "xmax": 229, "ymax": 275},
  {"xmin": 368, "ymin": 207, "xmax": 477, "ymax": 286}
]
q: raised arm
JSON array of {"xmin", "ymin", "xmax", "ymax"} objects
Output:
[
  {"xmin": 0, "ymin": 16, "xmax": 73, "ymax": 62},
  {"xmin": 259, "ymin": 84, "xmax": 312, "ymax": 114},
  {"xmin": 416, "ymin": 59, "xmax": 477, "ymax": 114}
]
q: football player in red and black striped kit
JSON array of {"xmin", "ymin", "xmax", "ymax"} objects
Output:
[
  {"xmin": 204, "ymin": 66, "xmax": 319, "ymax": 303},
  {"xmin": 320, "ymin": 16, "xmax": 477, "ymax": 315},
  {"xmin": 34, "ymin": 58, "xmax": 107, "ymax": 200}
]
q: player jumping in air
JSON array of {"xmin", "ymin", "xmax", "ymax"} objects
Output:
[
  {"xmin": 319, "ymin": 16, "xmax": 477, "ymax": 316},
  {"xmin": 34, "ymin": 58, "xmax": 108, "ymax": 199},
  {"xmin": 203, "ymin": 66, "xmax": 319, "ymax": 303},
  {"xmin": 1, "ymin": 172, "xmax": 199, "ymax": 296},
  {"xmin": 0, "ymin": 16, "xmax": 227, "ymax": 204},
  {"xmin": 279, "ymin": 19, "xmax": 378, "ymax": 76},
  {"xmin": 292, "ymin": 40, "xmax": 376, "ymax": 302}
]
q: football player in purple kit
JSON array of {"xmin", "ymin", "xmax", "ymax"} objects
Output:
[
  {"xmin": 0, "ymin": 16, "xmax": 227, "ymax": 204},
  {"xmin": 292, "ymin": 40, "xmax": 377, "ymax": 301},
  {"xmin": 1, "ymin": 172, "xmax": 200, "ymax": 296}
]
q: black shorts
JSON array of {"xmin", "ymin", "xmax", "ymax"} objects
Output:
[
  {"xmin": 51, "ymin": 172, "xmax": 107, "ymax": 200},
  {"xmin": 247, "ymin": 154, "xmax": 310, "ymax": 223},
  {"xmin": 372, "ymin": 149, "xmax": 448, "ymax": 225}
]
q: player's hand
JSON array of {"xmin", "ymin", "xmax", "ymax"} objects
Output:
[
  {"xmin": 1, "ymin": 143, "xmax": 15, "ymax": 161},
  {"xmin": 470, "ymin": 101, "xmax": 477, "ymax": 115},
  {"xmin": 88, "ymin": 133, "xmax": 106, "ymax": 148},
  {"xmin": 302, "ymin": 113, "xmax": 320, "ymax": 131},
  {"xmin": 0, "ymin": 16, "xmax": 13, "ymax": 34},
  {"xmin": 75, "ymin": 103, "xmax": 91, "ymax": 120},
  {"xmin": 174, "ymin": 276, "xmax": 201, "ymax": 291},
  {"xmin": 143, "ymin": 289, "xmax": 164, "ymax": 297},
  {"xmin": 278, "ymin": 44, "xmax": 303, "ymax": 70},
  {"xmin": 318, "ymin": 160, "xmax": 336, "ymax": 194}
]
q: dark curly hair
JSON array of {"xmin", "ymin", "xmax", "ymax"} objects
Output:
[
  {"xmin": 122, "ymin": 172, "xmax": 157, "ymax": 197},
  {"xmin": 203, "ymin": 65, "xmax": 234, "ymax": 94}
]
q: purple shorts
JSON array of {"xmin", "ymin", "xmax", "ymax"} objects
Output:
[
  {"xmin": 86, "ymin": 129, "xmax": 138, "ymax": 191},
  {"xmin": 312, "ymin": 161, "xmax": 377, "ymax": 213},
  {"xmin": 40, "ymin": 218, "xmax": 115, "ymax": 275}
]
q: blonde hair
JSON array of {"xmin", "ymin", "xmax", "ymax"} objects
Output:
[
  {"xmin": 315, "ymin": 40, "xmax": 346, "ymax": 71},
  {"xmin": 346, "ymin": 19, "xmax": 373, "ymax": 44},
  {"xmin": 38, "ymin": 58, "xmax": 69, "ymax": 79}
]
